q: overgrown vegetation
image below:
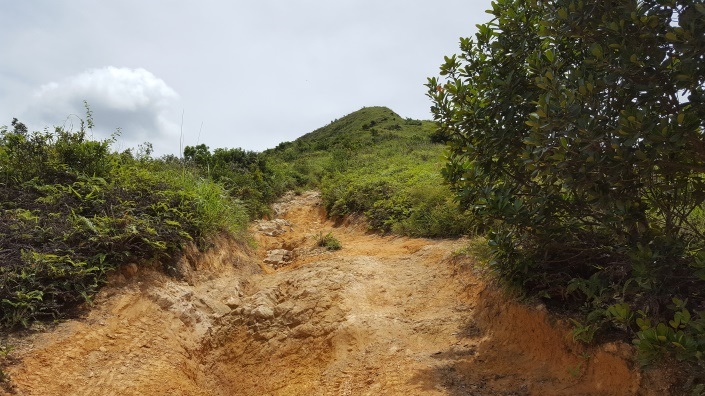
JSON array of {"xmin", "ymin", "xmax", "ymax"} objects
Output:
[
  {"xmin": 428, "ymin": 0, "xmax": 705, "ymax": 376},
  {"xmin": 0, "ymin": 116, "xmax": 248, "ymax": 330},
  {"xmin": 265, "ymin": 106, "xmax": 473, "ymax": 238},
  {"xmin": 182, "ymin": 144, "xmax": 285, "ymax": 219}
]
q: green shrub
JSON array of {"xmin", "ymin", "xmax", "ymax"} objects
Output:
[
  {"xmin": 317, "ymin": 232, "xmax": 342, "ymax": 251},
  {"xmin": 428, "ymin": 0, "xmax": 705, "ymax": 350},
  {"xmin": 632, "ymin": 298, "xmax": 705, "ymax": 366},
  {"xmin": 392, "ymin": 184, "xmax": 474, "ymax": 237}
]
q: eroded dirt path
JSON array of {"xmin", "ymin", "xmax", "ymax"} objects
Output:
[{"xmin": 3, "ymin": 191, "xmax": 648, "ymax": 395}]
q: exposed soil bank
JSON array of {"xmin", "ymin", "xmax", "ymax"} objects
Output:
[{"xmin": 3, "ymin": 191, "xmax": 663, "ymax": 395}]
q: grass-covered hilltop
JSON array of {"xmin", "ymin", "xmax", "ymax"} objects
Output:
[
  {"xmin": 0, "ymin": 106, "xmax": 468, "ymax": 331},
  {"xmin": 264, "ymin": 106, "xmax": 472, "ymax": 237}
]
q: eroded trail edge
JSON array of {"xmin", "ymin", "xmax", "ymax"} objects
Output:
[{"xmin": 5, "ymin": 191, "xmax": 645, "ymax": 395}]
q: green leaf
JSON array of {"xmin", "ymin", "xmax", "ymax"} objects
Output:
[
  {"xmin": 513, "ymin": 199, "xmax": 523, "ymax": 211},
  {"xmin": 165, "ymin": 220, "xmax": 182, "ymax": 227},
  {"xmin": 590, "ymin": 44, "xmax": 603, "ymax": 59},
  {"xmin": 636, "ymin": 317, "xmax": 651, "ymax": 330},
  {"xmin": 544, "ymin": 49, "xmax": 555, "ymax": 62}
]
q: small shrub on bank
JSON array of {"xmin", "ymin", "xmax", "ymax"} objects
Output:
[{"xmin": 317, "ymin": 232, "xmax": 342, "ymax": 251}]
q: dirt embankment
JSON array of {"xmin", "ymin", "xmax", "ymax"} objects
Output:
[{"xmin": 2, "ymin": 191, "xmax": 664, "ymax": 395}]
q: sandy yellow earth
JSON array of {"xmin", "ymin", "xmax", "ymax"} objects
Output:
[{"xmin": 2, "ymin": 191, "xmax": 667, "ymax": 395}]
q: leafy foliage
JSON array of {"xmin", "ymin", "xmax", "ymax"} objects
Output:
[
  {"xmin": 0, "ymin": 118, "xmax": 247, "ymax": 329},
  {"xmin": 428, "ymin": 0, "xmax": 705, "ymax": 363},
  {"xmin": 632, "ymin": 298, "xmax": 705, "ymax": 365},
  {"xmin": 0, "ymin": 106, "xmax": 466, "ymax": 330}
]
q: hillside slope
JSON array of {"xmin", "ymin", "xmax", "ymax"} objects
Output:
[{"xmin": 265, "ymin": 107, "xmax": 472, "ymax": 237}]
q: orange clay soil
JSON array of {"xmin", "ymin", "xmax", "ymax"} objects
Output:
[{"xmin": 2, "ymin": 191, "xmax": 669, "ymax": 395}]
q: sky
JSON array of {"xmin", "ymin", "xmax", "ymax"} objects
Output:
[{"xmin": 1, "ymin": 1, "xmax": 494, "ymax": 156}]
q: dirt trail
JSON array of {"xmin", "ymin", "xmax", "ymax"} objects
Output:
[{"xmin": 3, "ymin": 191, "xmax": 654, "ymax": 395}]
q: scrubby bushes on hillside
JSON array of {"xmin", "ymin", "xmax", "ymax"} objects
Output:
[
  {"xmin": 0, "ymin": 119, "xmax": 247, "ymax": 329},
  {"xmin": 323, "ymin": 176, "xmax": 472, "ymax": 237}
]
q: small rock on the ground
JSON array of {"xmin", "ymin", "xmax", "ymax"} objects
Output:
[
  {"xmin": 255, "ymin": 219, "xmax": 292, "ymax": 236},
  {"xmin": 124, "ymin": 263, "xmax": 139, "ymax": 278},
  {"xmin": 201, "ymin": 297, "xmax": 232, "ymax": 317},
  {"xmin": 264, "ymin": 249, "xmax": 293, "ymax": 268}
]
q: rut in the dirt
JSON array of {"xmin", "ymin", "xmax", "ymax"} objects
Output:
[{"xmin": 4, "ymin": 191, "xmax": 649, "ymax": 396}]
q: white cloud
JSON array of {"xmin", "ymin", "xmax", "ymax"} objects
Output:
[{"xmin": 26, "ymin": 67, "xmax": 180, "ymax": 154}]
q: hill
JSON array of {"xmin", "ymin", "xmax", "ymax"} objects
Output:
[
  {"xmin": 264, "ymin": 106, "xmax": 472, "ymax": 237},
  {"xmin": 274, "ymin": 106, "xmax": 424, "ymax": 150}
]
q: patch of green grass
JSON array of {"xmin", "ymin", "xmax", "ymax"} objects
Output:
[
  {"xmin": 458, "ymin": 237, "xmax": 494, "ymax": 267},
  {"xmin": 317, "ymin": 232, "xmax": 342, "ymax": 251}
]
